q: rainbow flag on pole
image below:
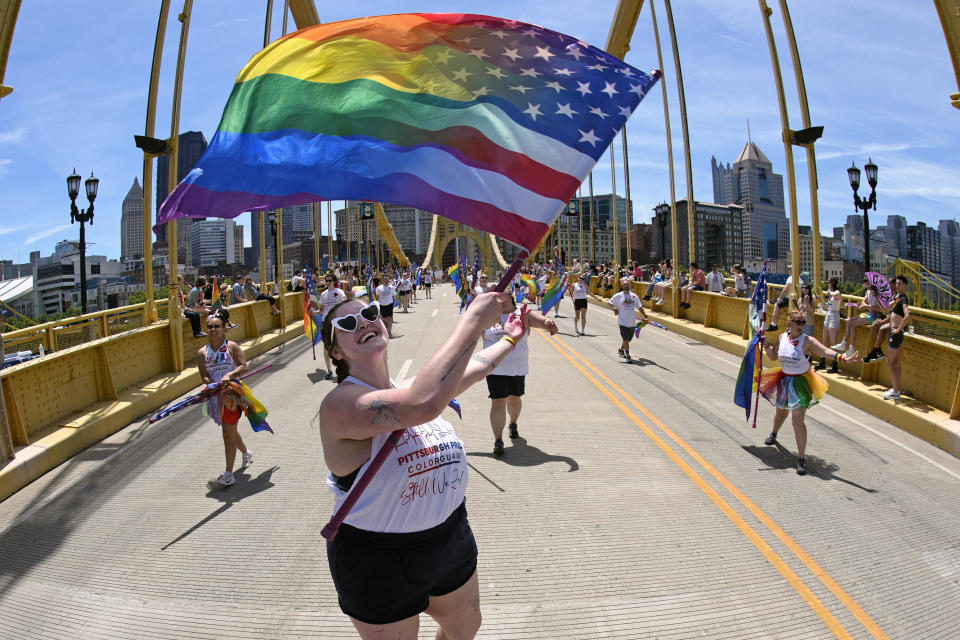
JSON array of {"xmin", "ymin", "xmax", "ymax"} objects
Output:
[
  {"xmin": 210, "ymin": 277, "xmax": 221, "ymax": 311},
  {"xmin": 155, "ymin": 13, "xmax": 659, "ymax": 253}
]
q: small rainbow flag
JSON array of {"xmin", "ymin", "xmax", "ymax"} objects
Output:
[
  {"xmin": 211, "ymin": 276, "xmax": 221, "ymax": 311},
  {"xmin": 228, "ymin": 379, "xmax": 273, "ymax": 433},
  {"xmin": 539, "ymin": 273, "xmax": 567, "ymax": 313},
  {"xmin": 519, "ymin": 274, "xmax": 537, "ymax": 302}
]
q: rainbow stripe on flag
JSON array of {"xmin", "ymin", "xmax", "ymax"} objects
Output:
[
  {"xmin": 519, "ymin": 274, "xmax": 537, "ymax": 302},
  {"xmin": 228, "ymin": 379, "xmax": 273, "ymax": 433},
  {"xmin": 539, "ymin": 273, "xmax": 567, "ymax": 313},
  {"xmin": 211, "ymin": 276, "xmax": 221, "ymax": 311},
  {"xmin": 155, "ymin": 13, "xmax": 659, "ymax": 252}
]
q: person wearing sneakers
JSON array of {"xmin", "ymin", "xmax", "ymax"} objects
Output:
[
  {"xmin": 678, "ymin": 262, "xmax": 705, "ymax": 309},
  {"xmin": 569, "ymin": 273, "xmax": 589, "ymax": 335},
  {"xmin": 320, "ymin": 272, "xmax": 348, "ymax": 380},
  {"xmin": 831, "ymin": 281, "xmax": 884, "ymax": 359},
  {"xmin": 815, "ymin": 278, "xmax": 843, "ymax": 372},
  {"xmin": 423, "ymin": 267, "xmax": 433, "ymax": 298},
  {"xmin": 758, "ymin": 310, "xmax": 861, "ymax": 475},
  {"xmin": 608, "ymin": 277, "xmax": 647, "ymax": 363},
  {"xmin": 483, "ymin": 302, "xmax": 557, "ymax": 455},
  {"xmin": 318, "ymin": 292, "xmax": 527, "ymax": 637},
  {"xmin": 197, "ymin": 314, "xmax": 252, "ymax": 486},
  {"xmin": 882, "ymin": 275, "xmax": 911, "ymax": 400}
]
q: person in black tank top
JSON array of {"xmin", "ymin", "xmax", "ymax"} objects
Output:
[{"xmin": 883, "ymin": 276, "xmax": 911, "ymax": 400}]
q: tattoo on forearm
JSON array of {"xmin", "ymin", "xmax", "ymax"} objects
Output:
[
  {"xmin": 471, "ymin": 353, "xmax": 493, "ymax": 370},
  {"xmin": 363, "ymin": 395, "xmax": 399, "ymax": 425},
  {"xmin": 440, "ymin": 344, "xmax": 475, "ymax": 382}
]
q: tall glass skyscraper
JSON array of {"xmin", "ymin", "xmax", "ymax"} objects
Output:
[
  {"xmin": 711, "ymin": 142, "xmax": 789, "ymax": 263},
  {"xmin": 155, "ymin": 131, "xmax": 208, "ymax": 247}
]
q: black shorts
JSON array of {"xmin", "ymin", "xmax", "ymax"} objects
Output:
[
  {"xmin": 379, "ymin": 303, "xmax": 394, "ymax": 318},
  {"xmin": 776, "ymin": 297, "xmax": 790, "ymax": 309},
  {"xmin": 327, "ymin": 501, "xmax": 477, "ymax": 625},
  {"xmin": 424, "ymin": 283, "xmax": 432, "ymax": 288},
  {"xmin": 399, "ymin": 289, "xmax": 411, "ymax": 296},
  {"xmin": 619, "ymin": 325, "xmax": 635, "ymax": 341},
  {"xmin": 486, "ymin": 374, "xmax": 525, "ymax": 399},
  {"xmin": 888, "ymin": 329, "xmax": 905, "ymax": 349},
  {"xmin": 574, "ymin": 298, "xmax": 587, "ymax": 310}
]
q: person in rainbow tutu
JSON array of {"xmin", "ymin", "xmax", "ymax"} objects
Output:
[{"xmin": 759, "ymin": 310, "xmax": 860, "ymax": 475}]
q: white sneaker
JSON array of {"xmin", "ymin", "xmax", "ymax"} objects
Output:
[
  {"xmin": 216, "ymin": 471, "xmax": 236, "ymax": 486},
  {"xmin": 241, "ymin": 450, "xmax": 254, "ymax": 468},
  {"xmin": 830, "ymin": 342, "xmax": 846, "ymax": 351},
  {"xmin": 883, "ymin": 388, "xmax": 900, "ymax": 400},
  {"xmin": 843, "ymin": 347, "xmax": 856, "ymax": 360}
]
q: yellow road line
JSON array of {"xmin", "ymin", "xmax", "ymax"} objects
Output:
[{"xmin": 538, "ymin": 329, "xmax": 888, "ymax": 640}]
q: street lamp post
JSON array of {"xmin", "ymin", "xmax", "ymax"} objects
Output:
[
  {"xmin": 847, "ymin": 158, "xmax": 877, "ymax": 270},
  {"xmin": 67, "ymin": 169, "xmax": 99, "ymax": 314}
]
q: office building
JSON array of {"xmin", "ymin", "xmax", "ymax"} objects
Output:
[
  {"xmin": 155, "ymin": 131, "xmax": 208, "ymax": 245},
  {"xmin": 711, "ymin": 142, "xmax": 789, "ymax": 262},
  {"xmin": 907, "ymin": 221, "xmax": 941, "ymax": 273},
  {"xmin": 651, "ymin": 199, "xmax": 743, "ymax": 269},
  {"xmin": 190, "ymin": 219, "xmax": 236, "ymax": 267},
  {"xmin": 120, "ymin": 177, "xmax": 144, "ymax": 261},
  {"xmin": 940, "ymin": 219, "xmax": 960, "ymax": 287}
]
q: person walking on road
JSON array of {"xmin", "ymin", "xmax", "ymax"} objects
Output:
[
  {"xmin": 483, "ymin": 303, "xmax": 557, "ymax": 455},
  {"xmin": 608, "ymin": 278, "xmax": 647, "ymax": 363},
  {"xmin": 569, "ymin": 273, "xmax": 589, "ymax": 335},
  {"xmin": 318, "ymin": 292, "xmax": 527, "ymax": 638},
  {"xmin": 759, "ymin": 310, "xmax": 860, "ymax": 475},
  {"xmin": 197, "ymin": 314, "xmax": 252, "ymax": 486},
  {"xmin": 320, "ymin": 272, "xmax": 347, "ymax": 380}
]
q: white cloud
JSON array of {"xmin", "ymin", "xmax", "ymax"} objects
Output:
[
  {"xmin": 0, "ymin": 127, "xmax": 27, "ymax": 145},
  {"xmin": 0, "ymin": 158, "xmax": 11, "ymax": 177},
  {"xmin": 0, "ymin": 223, "xmax": 29, "ymax": 236},
  {"xmin": 25, "ymin": 224, "xmax": 71, "ymax": 245}
]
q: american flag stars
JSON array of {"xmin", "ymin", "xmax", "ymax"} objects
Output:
[{"xmin": 422, "ymin": 18, "xmax": 658, "ymax": 158}]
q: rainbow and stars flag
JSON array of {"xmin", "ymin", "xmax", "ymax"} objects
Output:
[
  {"xmin": 448, "ymin": 263, "xmax": 461, "ymax": 292},
  {"xmin": 155, "ymin": 13, "xmax": 659, "ymax": 254}
]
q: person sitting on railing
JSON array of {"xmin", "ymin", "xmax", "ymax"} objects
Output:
[
  {"xmin": 177, "ymin": 273, "xmax": 207, "ymax": 339},
  {"xmin": 678, "ymin": 262, "xmax": 705, "ymax": 309},
  {"xmin": 642, "ymin": 262, "xmax": 663, "ymax": 300},
  {"xmin": 242, "ymin": 276, "xmax": 281, "ymax": 315},
  {"xmin": 215, "ymin": 283, "xmax": 237, "ymax": 329},
  {"xmin": 705, "ymin": 264, "xmax": 725, "ymax": 295},
  {"xmin": 831, "ymin": 280, "xmax": 885, "ymax": 359},
  {"xmin": 232, "ymin": 276, "xmax": 249, "ymax": 305},
  {"xmin": 651, "ymin": 259, "xmax": 673, "ymax": 305},
  {"xmin": 724, "ymin": 264, "xmax": 748, "ymax": 297},
  {"xmin": 863, "ymin": 276, "xmax": 901, "ymax": 364},
  {"xmin": 765, "ymin": 271, "xmax": 796, "ymax": 332}
]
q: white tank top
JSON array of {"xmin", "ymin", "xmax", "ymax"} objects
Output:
[
  {"xmin": 572, "ymin": 282, "xmax": 587, "ymax": 299},
  {"xmin": 326, "ymin": 376, "xmax": 468, "ymax": 533},
  {"xmin": 777, "ymin": 333, "xmax": 810, "ymax": 375},
  {"xmin": 204, "ymin": 342, "xmax": 235, "ymax": 382}
]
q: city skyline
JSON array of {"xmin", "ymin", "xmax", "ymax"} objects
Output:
[{"xmin": 1, "ymin": 2, "xmax": 958, "ymax": 263}]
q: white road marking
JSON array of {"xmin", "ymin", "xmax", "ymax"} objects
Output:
[
  {"xmin": 432, "ymin": 309, "xmax": 438, "ymax": 317},
  {"xmin": 396, "ymin": 358, "xmax": 413, "ymax": 383}
]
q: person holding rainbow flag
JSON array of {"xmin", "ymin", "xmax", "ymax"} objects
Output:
[{"xmin": 197, "ymin": 313, "xmax": 253, "ymax": 486}]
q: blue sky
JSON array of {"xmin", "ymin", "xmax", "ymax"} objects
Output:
[{"xmin": 1, "ymin": 1, "xmax": 957, "ymax": 264}]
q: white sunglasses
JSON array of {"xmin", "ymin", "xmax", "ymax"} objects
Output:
[{"xmin": 331, "ymin": 302, "xmax": 381, "ymax": 332}]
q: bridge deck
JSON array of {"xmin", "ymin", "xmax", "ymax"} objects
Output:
[{"xmin": 1, "ymin": 289, "xmax": 958, "ymax": 639}]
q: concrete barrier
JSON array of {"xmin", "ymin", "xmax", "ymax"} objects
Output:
[{"xmin": 0, "ymin": 293, "xmax": 306, "ymax": 502}]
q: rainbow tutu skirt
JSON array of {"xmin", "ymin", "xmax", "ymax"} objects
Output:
[{"xmin": 758, "ymin": 367, "xmax": 828, "ymax": 410}]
